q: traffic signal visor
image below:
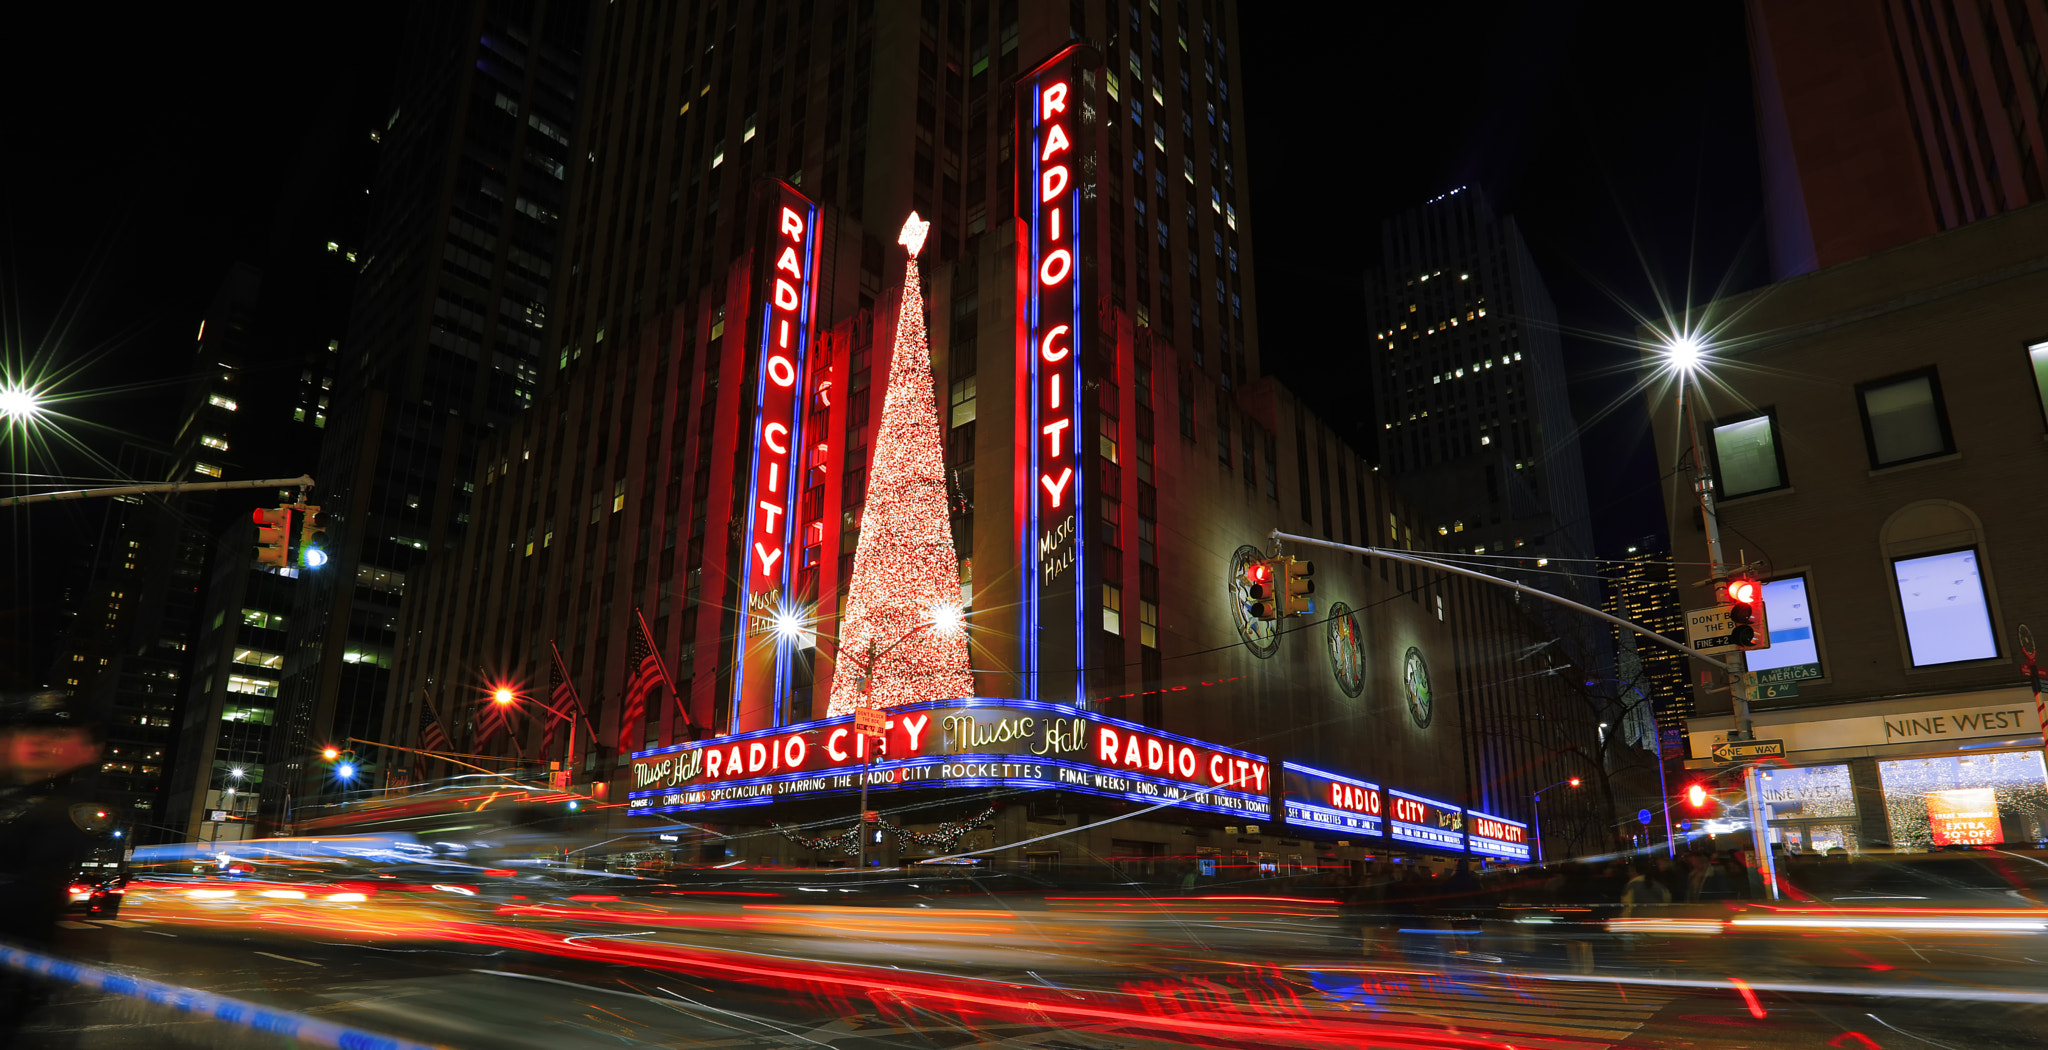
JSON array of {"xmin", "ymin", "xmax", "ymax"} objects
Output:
[{"xmin": 253, "ymin": 507, "xmax": 294, "ymax": 568}]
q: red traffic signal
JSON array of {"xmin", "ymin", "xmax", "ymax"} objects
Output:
[
  {"xmin": 1683, "ymin": 781, "xmax": 1712, "ymax": 813},
  {"xmin": 253, "ymin": 507, "xmax": 294, "ymax": 568},
  {"xmin": 1718, "ymin": 576, "xmax": 1766, "ymax": 648},
  {"xmin": 1245, "ymin": 559, "xmax": 1280, "ymax": 621}
]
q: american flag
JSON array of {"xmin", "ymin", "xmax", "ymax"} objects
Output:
[
  {"xmin": 547, "ymin": 643, "xmax": 583, "ymax": 756},
  {"xmin": 414, "ymin": 696, "xmax": 451, "ymax": 780},
  {"xmin": 619, "ymin": 610, "xmax": 668, "ymax": 753}
]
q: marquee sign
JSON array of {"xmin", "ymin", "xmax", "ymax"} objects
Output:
[
  {"xmin": 733, "ymin": 179, "xmax": 821, "ymax": 730},
  {"xmin": 1387, "ymin": 788, "xmax": 1465, "ymax": 853},
  {"xmin": 1280, "ymin": 761, "xmax": 1384, "ymax": 838},
  {"xmin": 1466, "ymin": 809, "xmax": 1530, "ymax": 862},
  {"xmin": 1017, "ymin": 47, "xmax": 1098, "ymax": 706},
  {"xmin": 626, "ymin": 698, "xmax": 1270, "ymax": 820}
]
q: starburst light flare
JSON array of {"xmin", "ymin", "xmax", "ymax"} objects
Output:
[{"xmin": 825, "ymin": 213, "xmax": 972, "ymax": 714}]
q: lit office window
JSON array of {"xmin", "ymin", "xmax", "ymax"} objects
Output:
[
  {"xmin": 1857, "ymin": 368, "xmax": 1952, "ymax": 467},
  {"xmin": 1103, "ymin": 584, "xmax": 1123, "ymax": 636},
  {"xmin": 1710, "ymin": 411, "xmax": 1786, "ymax": 497},
  {"xmin": 1892, "ymin": 548, "xmax": 1999, "ymax": 666}
]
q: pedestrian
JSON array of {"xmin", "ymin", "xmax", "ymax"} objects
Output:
[
  {"xmin": 1620, "ymin": 859, "xmax": 1672, "ymax": 918},
  {"xmin": 0, "ymin": 689, "xmax": 110, "ymax": 1045}
]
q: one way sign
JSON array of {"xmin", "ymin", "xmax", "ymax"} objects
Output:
[{"xmin": 1711, "ymin": 739, "xmax": 1784, "ymax": 763}]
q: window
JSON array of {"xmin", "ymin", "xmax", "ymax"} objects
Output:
[
  {"xmin": 1139, "ymin": 600, "xmax": 1158, "ymax": 648},
  {"xmin": 193, "ymin": 462, "xmax": 222, "ymax": 478},
  {"xmin": 231, "ymin": 648, "xmax": 283, "ymax": 670},
  {"xmin": 612, "ymin": 479, "xmax": 626, "ymax": 513},
  {"xmin": 1892, "ymin": 548, "xmax": 1998, "ymax": 666},
  {"xmin": 1099, "ymin": 415, "xmax": 1119, "ymax": 462},
  {"xmin": 209, "ymin": 394, "xmax": 238, "ymax": 411},
  {"xmin": 949, "ymin": 375, "xmax": 976, "ymax": 426},
  {"xmin": 1745, "ymin": 575, "xmax": 1822, "ymax": 680},
  {"xmin": 2030, "ymin": 339, "xmax": 2048, "ymax": 429},
  {"xmin": 1137, "ymin": 516, "xmax": 1156, "ymax": 564},
  {"xmin": 1857, "ymin": 368, "xmax": 1953, "ymax": 467},
  {"xmin": 1103, "ymin": 583, "xmax": 1123, "ymax": 635},
  {"xmin": 241, "ymin": 609, "xmax": 283, "ymax": 630},
  {"xmin": 226, "ymin": 675, "xmax": 278, "ymax": 698},
  {"xmin": 200, "ymin": 435, "xmax": 228, "ymax": 451},
  {"xmin": 1709, "ymin": 410, "xmax": 1787, "ymax": 498}
]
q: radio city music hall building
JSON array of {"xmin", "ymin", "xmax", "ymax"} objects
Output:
[{"xmin": 385, "ymin": 2, "xmax": 1594, "ymax": 870}]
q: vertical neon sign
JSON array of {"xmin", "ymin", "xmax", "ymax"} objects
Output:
[
  {"xmin": 734, "ymin": 180, "xmax": 820, "ymax": 732},
  {"xmin": 1020, "ymin": 49, "xmax": 1093, "ymax": 707}
]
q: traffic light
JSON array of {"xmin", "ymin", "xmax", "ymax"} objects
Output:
[
  {"xmin": 296, "ymin": 505, "xmax": 328, "ymax": 568},
  {"xmin": 1718, "ymin": 576, "xmax": 1768, "ymax": 649},
  {"xmin": 1280, "ymin": 556, "xmax": 1316, "ymax": 617},
  {"xmin": 1245, "ymin": 559, "xmax": 1280, "ymax": 621},
  {"xmin": 1683, "ymin": 780, "xmax": 1713, "ymax": 815},
  {"xmin": 253, "ymin": 507, "xmax": 295, "ymax": 568}
]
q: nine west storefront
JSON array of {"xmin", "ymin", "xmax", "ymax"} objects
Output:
[
  {"xmin": 623, "ymin": 697, "xmax": 1530, "ymax": 875},
  {"xmin": 1688, "ymin": 686, "xmax": 2048, "ymax": 853}
]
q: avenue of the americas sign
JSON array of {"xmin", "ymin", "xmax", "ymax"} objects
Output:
[
  {"xmin": 626, "ymin": 698, "xmax": 1271, "ymax": 821},
  {"xmin": 1280, "ymin": 761, "xmax": 1384, "ymax": 838}
]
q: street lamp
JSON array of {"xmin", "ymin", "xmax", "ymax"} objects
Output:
[
  {"xmin": 0, "ymin": 383, "xmax": 43, "ymax": 426},
  {"xmin": 1531, "ymin": 777, "xmax": 1582, "ymax": 865},
  {"xmin": 847, "ymin": 604, "xmax": 968, "ymax": 697},
  {"xmin": 1664, "ymin": 333, "xmax": 1703, "ymax": 373}
]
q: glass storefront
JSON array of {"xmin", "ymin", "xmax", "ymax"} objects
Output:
[
  {"xmin": 1878, "ymin": 750, "xmax": 2048, "ymax": 852},
  {"xmin": 1756, "ymin": 763, "xmax": 1859, "ymax": 855}
]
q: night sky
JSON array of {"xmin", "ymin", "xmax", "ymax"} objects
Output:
[
  {"xmin": 1242, "ymin": 1, "xmax": 1767, "ymax": 554},
  {"xmin": 2, "ymin": 2, "xmax": 1766, "ymax": 683}
]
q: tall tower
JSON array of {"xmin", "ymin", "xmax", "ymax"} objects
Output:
[
  {"xmin": 1603, "ymin": 537, "xmax": 1689, "ymax": 731},
  {"xmin": 1364, "ymin": 189, "xmax": 1593, "ymax": 581},
  {"xmin": 267, "ymin": 0, "xmax": 588, "ymax": 820}
]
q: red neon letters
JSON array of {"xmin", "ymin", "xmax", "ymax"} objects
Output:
[
  {"xmin": 747, "ymin": 199, "xmax": 813, "ymax": 598},
  {"xmin": 1329, "ymin": 781, "xmax": 1382, "ymax": 816},
  {"xmin": 1472, "ymin": 816, "xmax": 1525, "ymax": 844},
  {"xmin": 1032, "ymin": 79, "xmax": 1076, "ymax": 520},
  {"xmin": 1392, "ymin": 796, "xmax": 1430, "ymax": 825},
  {"xmin": 1093, "ymin": 726, "xmax": 1269, "ymax": 792}
]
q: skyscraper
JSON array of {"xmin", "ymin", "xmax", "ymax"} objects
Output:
[
  {"xmin": 266, "ymin": 0, "xmax": 587, "ymax": 823},
  {"xmin": 1603, "ymin": 537, "xmax": 1688, "ymax": 730},
  {"xmin": 1363, "ymin": 188, "xmax": 1594, "ymax": 581},
  {"xmin": 1748, "ymin": 0, "xmax": 2048, "ymax": 279}
]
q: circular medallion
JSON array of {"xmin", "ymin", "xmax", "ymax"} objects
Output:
[
  {"xmin": 1403, "ymin": 646, "xmax": 1433, "ymax": 728},
  {"xmin": 1228, "ymin": 545, "xmax": 1279, "ymax": 659},
  {"xmin": 1325, "ymin": 602, "xmax": 1364, "ymax": 698}
]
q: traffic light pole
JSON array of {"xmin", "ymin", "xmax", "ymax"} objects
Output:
[
  {"xmin": 0, "ymin": 474, "xmax": 314, "ymax": 508},
  {"xmin": 1677, "ymin": 386, "xmax": 1779, "ymax": 900}
]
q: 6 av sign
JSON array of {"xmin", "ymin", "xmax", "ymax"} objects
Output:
[{"xmin": 1711, "ymin": 738, "xmax": 1785, "ymax": 763}]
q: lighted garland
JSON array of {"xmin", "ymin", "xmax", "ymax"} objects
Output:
[
  {"xmin": 771, "ymin": 807, "xmax": 995, "ymax": 857},
  {"xmin": 825, "ymin": 212, "xmax": 973, "ymax": 714}
]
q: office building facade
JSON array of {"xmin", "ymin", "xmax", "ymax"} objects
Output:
[
  {"xmin": 1363, "ymin": 188, "xmax": 1595, "ymax": 584},
  {"xmin": 1748, "ymin": 0, "xmax": 2048, "ymax": 279},
  {"xmin": 1659, "ymin": 201, "xmax": 2048, "ymax": 854}
]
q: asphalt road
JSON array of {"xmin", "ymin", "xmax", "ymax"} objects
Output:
[{"xmin": 14, "ymin": 898, "xmax": 2048, "ymax": 1049}]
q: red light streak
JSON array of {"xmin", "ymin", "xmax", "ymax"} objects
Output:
[{"xmin": 1729, "ymin": 977, "xmax": 1766, "ymax": 1018}]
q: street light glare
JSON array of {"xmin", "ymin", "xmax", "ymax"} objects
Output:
[
  {"xmin": 0, "ymin": 383, "xmax": 43, "ymax": 424},
  {"xmin": 335, "ymin": 763, "xmax": 356, "ymax": 779},
  {"xmin": 928, "ymin": 604, "xmax": 964, "ymax": 633},
  {"xmin": 493, "ymin": 688, "xmax": 515, "ymax": 705},
  {"xmin": 229, "ymin": 767, "xmax": 245, "ymax": 779},
  {"xmin": 775, "ymin": 611, "xmax": 805, "ymax": 639},
  {"xmin": 1666, "ymin": 334, "xmax": 1703, "ymax": 371}
]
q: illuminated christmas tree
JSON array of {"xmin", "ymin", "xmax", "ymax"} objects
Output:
[{"xmin": 826, "ymin": 213, "xmax": 972, "ymax": 714}]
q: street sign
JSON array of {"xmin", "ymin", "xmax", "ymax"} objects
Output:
[
  {"xmin": 853, "ymin": 706, "xmax": 886, "ymax": 738},
  {"xmin": 1685, "ymin": 604, "xmax": 1772, "ymax": 654},
  {"xmin": 1748, "ymin": 681, "xmax": 1800, "ymax": 701},
  {"xmin": 1637, "ymin": 808, "xmax": 1653, "ymax": 826},
  {"xmin": 1750, "ymin": 663, "xmax": 1821, "ymax": 685},
  {"xmin": 1711, "ymin": 738, "xmax": 1785, "ymax": 763}
]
